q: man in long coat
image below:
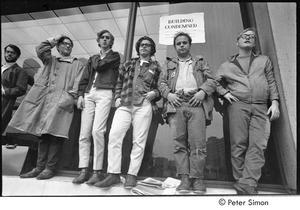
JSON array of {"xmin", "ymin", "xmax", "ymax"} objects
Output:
[
  {"xmin": 2, "ymin": 44, "xmax": 28, "ymax": 134},
  {"xmin": 8, "ymin": 35, "xmax": 84, "ymax": 180}
]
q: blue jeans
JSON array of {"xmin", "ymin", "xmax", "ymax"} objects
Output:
[
  {"xmin": 168, "ymin": 102, "xmax": 207, "ymax": 178},
  {"xmin": 36, "ymin": 134, "xmax": 65, "ymax": 171},
  {"xmin": 228, "ymin": 101, "xmax": 270, "ymax": 187}
]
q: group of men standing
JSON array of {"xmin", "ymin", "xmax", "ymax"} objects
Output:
[{"xmin": 2, "ymin": 27, "xmax": 280, "ymax": 195}]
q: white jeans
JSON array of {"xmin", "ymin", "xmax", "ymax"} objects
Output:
[
  {"xmin": 107, "ymin": 100, "xmax": 153, "ymax": 176},
  {"xmin": 78, "ymin": 88, "xmax": 113, "ymax": 170}
]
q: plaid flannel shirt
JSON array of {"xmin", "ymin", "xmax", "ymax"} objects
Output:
[{"xmin": 115, "ymin": 57, "xmax": 162, "ymax": 115}]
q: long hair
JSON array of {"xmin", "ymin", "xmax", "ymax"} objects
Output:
[{"xmin": 135, "ymin": 36, "xmax": 156, "ymax": 56}]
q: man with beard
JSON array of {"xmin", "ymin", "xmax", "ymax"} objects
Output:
[{"xmin": 2, "ymin": 44, "xmax": 28, "ymax": 134}]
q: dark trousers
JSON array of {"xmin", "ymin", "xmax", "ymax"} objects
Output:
[{"xmin": 36, "ymin": 134, "xmax": 65, "ymax": 171}]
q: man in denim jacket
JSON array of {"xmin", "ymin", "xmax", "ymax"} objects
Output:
[
  {"xmin": 158, "ymin": 32, "xmax": 216, "ymax": 194},
  {"xmin": 216, "ymin": 28, "xmax": 280, "ymax": 194}
]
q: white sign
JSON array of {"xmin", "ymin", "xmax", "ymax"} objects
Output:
[{"xmin": 159, "ymin": 13, "xmax": 205, "ymax": 45}]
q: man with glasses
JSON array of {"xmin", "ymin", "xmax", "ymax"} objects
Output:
[
  {"xmin": 72, "ymin": 30, "xmax": 120, "ymax": 185},
  {"xmin": 94, "ymin": 36, "xmax": 162, "ymax": 189},
  {"xmin": 158, "ymin": 32, "xmax": 216, "ymax": 194},
  {"xmin": 216, "ymin": 28, "xmax": 280, "ymax": 194},
  {"xmin": 9, "ymin": 35, "xmax": 84, "ymax": 180},
  {"xmin": 2, "ymin": 44, "xmax": 28, "ymax": 134}
]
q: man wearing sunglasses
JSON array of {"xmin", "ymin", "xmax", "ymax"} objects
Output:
[
  {"xmin": 72, "ymin": 30, "xmax": 120, "ymax": 185},
  {"xmin": 158, "ymin": 32, "xmax": 216, "ymax": 194},
  {"xmin": 10, "ymin": 35, "xmax": 85, "ymax": 180},
  {"xmin": 215, "ymin": 28, "xmax": 280, "ymax": 194}
]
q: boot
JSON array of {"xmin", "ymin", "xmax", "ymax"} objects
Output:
[
  {"xmin": 94, "ymin": 173, "xmax": 121, "ymax": 189},
  {"xmin": 72, "ymin": 169, "xmax": 90, "ymax": 184},
  {"xmin": 86, "ymin": 170, "xmax": 106, "ymax": 185},
  {"xmin": 192, "ymin": 178, "xmax": 206, "ymax": 194},
  {"xmin": 124, "ymin": 174, "xmax": 137, "ymax": 189},
  {"xmin": 20, "ymin": 168, "xmax": 43, "ymax": 178},
  {"xmin": 176, "ymin": 174, "xmax": 191, "ymax": 193}
]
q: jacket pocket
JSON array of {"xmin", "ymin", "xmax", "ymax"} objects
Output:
[
  {"xmin": 58, "ymin": 91, "xmax": 74, "ymax": 113},
  {"xmin": 24, "ymin": 84, "xmax": 47, "ymax": 105}
]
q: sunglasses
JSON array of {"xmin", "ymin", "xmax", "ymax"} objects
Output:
[{"xmin": 140, "ymin": 43, "xmax": 151, "ymax": 48}]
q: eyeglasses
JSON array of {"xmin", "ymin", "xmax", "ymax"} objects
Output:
[
  {"xmin": 176, "ymin": 41, "xmax": 189, "ymax": 46},
  {"xmin": 61, "ymin": 42, "xmax": 73, "ymax": 47},
  {"xmin": 240, "ymin": 34, "xmax": 256, "ymax": 40},
  {"xmin": 5, "ymin": 50, "xmax": 17, "ymax": 55},
  {"xmin": 140, "ymin": 43, "xmax": 151, "ymax": 48},
  {"xmin": 100, "ymin": 35, "xmax": 111, "ymax": 40}
]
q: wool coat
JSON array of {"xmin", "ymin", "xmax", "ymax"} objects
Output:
[{"xmin": 8, "ymin": 39, "xmax": 84, "ymax": 139}]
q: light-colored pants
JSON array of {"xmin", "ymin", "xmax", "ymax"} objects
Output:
[
  {"xmin": 78, "ymin": 88, "xmax": 113, "ymax": 170},
  {"xmin": 107, "ymin": 100, "xmax": 153, "ymax": 176},
  {"xmin": 228, "ymin": 101, "xmax": 270, "ymax": 187}
]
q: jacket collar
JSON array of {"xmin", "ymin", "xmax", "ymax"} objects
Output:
[
  {"xmin": 99, "ymin": 49, "xmax": 112, "ymax": 58},
  {"xmin": 228, "ymin": 51, "xmax": 260, "ymax": 62},
  {"xmin": 2, "ymin": 62, "xmax": 18, "ymax": 73},
  {"xmin": 167, "ymin": 54, "xmax": 204, "ymax": 63},
  {"xmin": 56, "ymin": 56, "xmax": 77, "ymax": 63}
]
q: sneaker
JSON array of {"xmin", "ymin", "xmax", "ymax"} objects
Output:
[
  {"xmin": 20, "ymin": 168, "xmax": 43, "ymax": 178},
  {"xmin": 176, "ymin": 174, "xmax": 192, "ymax": 193},
  {"xmin": 192, "ymin": 178, "xmax": 206, "ymax": 194},
  {"xmin": 94, "ymin": 173, "xmax": 121, "ymax": 189},
  {"xmin": 36, "ymin": 169, "xmax": 55, "ymax": 180},
  {"xmin": 124, "ymin": 174, "xmax": 137, "ymax": 189},
  {"xmin": 72, "ymin": 170, "xmax": 90, "ymax": 184},
  {"xmin": 233, "ymin": 182, "xmax": 258, "ymax": 194},
  {"xmin": 86, "ymin": 171, "xmax": 106, "ymax": 185}
]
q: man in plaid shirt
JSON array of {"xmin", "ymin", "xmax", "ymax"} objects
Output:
[{"xmin": 94, "ymin": 36, "xmax": 162, "ymax": 189}]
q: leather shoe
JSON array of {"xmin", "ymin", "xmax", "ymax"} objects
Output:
[
  {"xmin": 233, "ymin": 182, "xmax": 258, "ymax": 194},
  {"xmin": 94, "ymin": 173, "xmax": 121, "ymax": 189},
  {"xmin": 36, "ymin": 169, "xmax": 55, "ymax": 180},
  {"xmin": 72, "ymin": 170, "xmax": 90, "ymax": 184},
  {"xmin": 20, "ymin": 168, "xmax": 42, "ymax": 178},
  {"xmin": 176, "ymin": 174, "xmax": 191, "ymax": 193},
  {"xmin": 86, "ymin": 171, "xmax": 106, "ymax": 185},
  {"xmin": 124, "ymin": 174, "xmax": 137, "ymax": 189},
  {"xmin": 192, "ymin": 178, "xmax": 206, "ymax": 194}
]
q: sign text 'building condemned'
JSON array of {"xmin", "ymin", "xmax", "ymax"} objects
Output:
[{"xmin": 159, "ymin": 13, "xmax": 205, "ymax": 45}]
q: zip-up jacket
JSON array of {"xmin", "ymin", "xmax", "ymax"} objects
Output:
[
  {"xmin": 158, "ymin": 55, "xmax": 216, "ymax": 123},
  {"xmin": 78, "ymin": 50, "xmax": 120, "ymax": 96},
  {"xmin": 216, "ymin": 53, "xmax": 279, "ymax": 103}
]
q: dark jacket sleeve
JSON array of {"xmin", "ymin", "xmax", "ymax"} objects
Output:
[
  {"xmin": 3, "ymin": 66, "xmax": 28, "ymax": 97},
  {"xmin": 150, "ymin": 61, "xmax": 162, "ymax": 103},
  {"xmin": 77, "ymin": 57, "xmax": 92, "ymax": 97},
  {"xmin": 95, "ymin": 51, "xmax": 120, "ymax": 73},
  {"xmin": 198, "ymin": 59, "xmax": 216, "ymax": 96},
  {"xmin": 158, "ymin": 61, "xmax": 171, "ymax": 99}
]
